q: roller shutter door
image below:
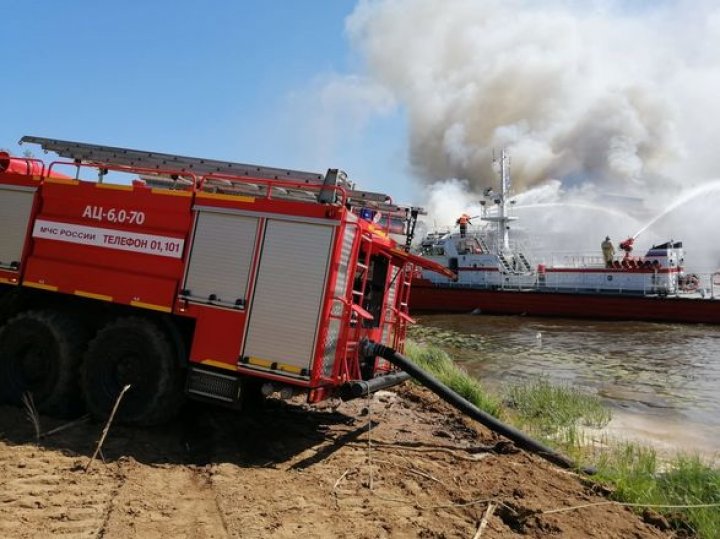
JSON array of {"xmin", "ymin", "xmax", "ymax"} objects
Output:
[
  {"xmin": 184, "ymin": 211, "xmax": 259, "ymax": 307},
  {"xmin": 0, "ymin": 186, "xmax": 35, "ymax": 269},
  {"xmin": 243, "ymin": 219, "xmax": 334, "ymax": 372}
]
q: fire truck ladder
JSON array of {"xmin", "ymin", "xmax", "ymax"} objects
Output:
[
  {"xmin": 20, "ymin": 136, "xmax": 325, "ymax": 184},
  {"xmin": 342, "ymin": 233, "xmax": 374, "ymax": 380},
  {"xmin": 394, "ymin": 265, "xmax": 414, "ymax": 350},
  {"xmin": 19, "ymin": 136, "xmax": 403, "ymax": 213}
]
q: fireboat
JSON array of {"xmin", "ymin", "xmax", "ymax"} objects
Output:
[{"xmin": 411, "ymin": 151, "xmax": 720, "ymax": 324}]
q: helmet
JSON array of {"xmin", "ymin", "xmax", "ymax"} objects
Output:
[{"xmin": 605, "ymin": 236, "xmax": 610, "ymax": 241}]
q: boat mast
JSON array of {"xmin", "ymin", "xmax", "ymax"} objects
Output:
[
  {"xmin": 482, "ymin": 149, "xmax": 516, "ymax": 253},
  {"xmin": 498, "ymin": 149, "xmax": 511, "ymax": 251}
]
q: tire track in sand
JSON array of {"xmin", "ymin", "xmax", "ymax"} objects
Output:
[
  {"xmin": 0, "ymin": 443, "xmax": 120, "ymax": 538},
  {"xmin": 100, "ymin": 460, "xmax": 229, "ymax": 539}
]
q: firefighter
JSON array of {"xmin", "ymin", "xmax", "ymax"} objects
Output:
[
  {"xmin": 601, "ymin": 236, "xmax": 615, "ymax": 267},
  {"xmin": 456, "ymin": 213, "xmax": 471, "ymax": 238}
]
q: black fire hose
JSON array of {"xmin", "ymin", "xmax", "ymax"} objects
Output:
[
  {"xmin": 340, "ymin": 371, "xmax": 411, "ymax": 400},
  {"xmin": 363, "ymin": 340, "xmax": 594, "ymax": 474}
]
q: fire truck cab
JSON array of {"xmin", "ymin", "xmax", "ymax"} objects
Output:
[{"xmin": 0, "ymin": 137, "xmax": 452, "ymax": 424}]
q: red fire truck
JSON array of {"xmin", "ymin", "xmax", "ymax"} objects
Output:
[{"xmin": 0, "ymin": 137, "xmax": 452, "ymax": 425}]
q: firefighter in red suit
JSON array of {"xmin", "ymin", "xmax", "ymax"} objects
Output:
[{"xmin": 457, "ymin": 213, "xmax": 471, "ymax": 238}]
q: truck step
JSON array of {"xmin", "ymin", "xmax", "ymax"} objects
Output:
[{"xmin": 187, "ymin": 367, "xmax": 240, "ymax": 403}]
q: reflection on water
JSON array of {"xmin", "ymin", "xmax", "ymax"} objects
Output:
[{"xmin": 415, "ymin": 314, "xmax": 720, "ymax": 454}]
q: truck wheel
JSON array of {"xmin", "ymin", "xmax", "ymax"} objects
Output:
[
  {"xmin": 0, "ymin": 310, "xmax": 88, "ymax": 417},
  {"xmin": 82, "ymin": 317, "xmax": 184, "ymax": 426}
]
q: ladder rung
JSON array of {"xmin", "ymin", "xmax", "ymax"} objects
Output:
[{"xmin": 21, "ymin": 136, "xmax": 326, "ymax": 184}]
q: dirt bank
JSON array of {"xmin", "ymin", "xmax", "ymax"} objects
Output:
[{"xmin": 0, "ymin": 385, "xmax": 672, "ymax": 538}]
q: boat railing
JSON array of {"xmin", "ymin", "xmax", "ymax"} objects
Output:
[
  {"xmin": 441, "ymin": 270, "xmax": 720, "ymax": 299},
  {"xmin": 544, "ymin": 251, "xmax": 607, "ymax": 268},
  {"xmin": 537, "ymin": 270, "xmax": 719, "ymax": 299}
]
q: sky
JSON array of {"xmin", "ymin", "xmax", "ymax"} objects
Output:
[
  {"xmin": 1, "ymin": 0, "xmax": 407, "ymax": 196},
  {"xmin": 4, "ymin": 0, "xmax": 720, "ymax": 268}
]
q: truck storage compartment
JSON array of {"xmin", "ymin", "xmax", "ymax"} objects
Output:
[
  {"xmin": 241, "ymin": 219, "xmax": 334, "ymax": 378},
  {"xmin": 184, "ymin": 210, "xmax": 259, "ymax": 308},
  {"xmin": 0, "ymin": 185, "xmax": 36, "ymax": 270}
]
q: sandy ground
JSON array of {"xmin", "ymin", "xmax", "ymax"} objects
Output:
[{"xmin": 0, "ymin": 384, "xmax": 675, "ymax": 538}]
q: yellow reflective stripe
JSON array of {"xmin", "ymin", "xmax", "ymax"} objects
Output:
[
  {"xmin": 95, "ymin": 183, "xmax": 133, "ymax": 191},
  {"xmin": 130, "ymin": 300, "xmax": 172, "ymax": 313},
  {"xmin": 45, "ymin": 178, "xmax": 79, "ymax": 185},
  {"xmin": 95, "ymin": 183, "xmax": 132, "ymax": 191},
  {"xmin": 200, "ymin": 359, "xmax": 236, "ymax": 372},
  {"xmin": 0, "ymin": 277, "xmax": 19, "ymax": 285},
  {"xmin": 278, "ymin": 364, "xmax": 303, "ymax": 374},
  {"xmin": 74, "ymin": 290, "xmax": 113, "ymax": 302},
  {"xmin": 23, "ymin": 281, "xmax": 58, "ymax": 291},
  {"xmin": 196, "ymin": 192, "xmax": 255, "ymax": 203},
  {"xmin": 151, "ymin": 188, "xmax": 193, "ymax": 197},
  {"xmin": 247, "ymin": 356, "xmax": 273, "ymax": 368},
  {"xmin": 246, "ymin": 357, "xmax": 304, "ymax": 374}
]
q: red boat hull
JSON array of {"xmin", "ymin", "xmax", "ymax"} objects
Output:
[{"xmin": 410, "ymin": 282, "xmax": 720, "ymax": 324}]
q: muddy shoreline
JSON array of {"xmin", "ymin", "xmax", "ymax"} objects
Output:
[{"xmin": 0, "ymin": 385, "xmax": 672, "ymax": 538}]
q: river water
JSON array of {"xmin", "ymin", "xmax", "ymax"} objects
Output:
[{"xmin": 414, "ymin": 314, "xmax": 720, "ymax": 456}]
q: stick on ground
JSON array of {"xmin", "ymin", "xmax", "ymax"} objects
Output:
[
  {"xmin": 332, "ymin": 469, "xmax": 351, "ymax": 492},
  {"xmin": 21, "ymin": 392, "xmax": 41, "ymax": 443},
  {"xmin": 41, "ymin": 414, "xmax": 90, "ymax": 438},
  {"xmin": 473, "ymin": 502, "xmax": 495, "ymax": 539},
  {"xmin": 85, "ymin": 384, "xmax": 131, "ymax": 472}
]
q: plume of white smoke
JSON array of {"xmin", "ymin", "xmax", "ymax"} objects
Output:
[
  {"xmin": 343, "ymin": 0, "xmax": 720, "ymax": 270},
  {"xmin": 345, "ymin": 0, "xmax": 700, "ymax": 191}
]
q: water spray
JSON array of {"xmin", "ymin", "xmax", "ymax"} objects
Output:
[{"xmin": 632, "ymin": 180, "xmax": 720, "ymax": 240}]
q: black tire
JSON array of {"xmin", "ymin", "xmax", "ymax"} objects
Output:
[
  {"xmin": 0, "ymin": 286, "xmax": 21, "ymax": 325},
  {"xmin": 240, "ymin": 376, "xmax": 265, "ymax": 411},
  {"xmin": 0, "ymin": 309, "xmax": 88, "ymax": 417},
  {"xmin": 82, "ymin": 317, "xmax": 184, "ymax": 426}
]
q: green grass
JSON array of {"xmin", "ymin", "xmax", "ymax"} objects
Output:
[
  {"xmin": 595, "ymin": 445, "xmax": 720, "ymax": 538},
  {"xmin": 402, "ymin": 338, "xmax": 720, "ymax": 538},
  {"xmin": 403, "ymin": 341, "xmax": 502, "ymax": 417},
  {"xmin": 504, "ymin": 377, "xmax": 612, "ymax": 429},
  {"xmin": 503, "ymin": 377, "xmax": 612, "ymax": 449}
]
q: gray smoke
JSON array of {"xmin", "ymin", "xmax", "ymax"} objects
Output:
[{"xmin": 345, "ymin": 0, "xmax": 720, "ymax": 192}]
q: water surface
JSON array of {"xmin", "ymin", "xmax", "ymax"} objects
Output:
[{"xmin": 415, "ymin": 314, "xmax": 720, "ymax": 455}]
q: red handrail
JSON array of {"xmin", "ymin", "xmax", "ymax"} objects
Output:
[
  {"xmin": 198, "ymin": 172, "xmax": 347, "ymax": 206},
  {"xmin": 46, "ymin": 161, "xmax": 197, "ymax": 188},
  {"xmin": 0, "ymin": 152, "xmax": 46, "ymax": 177}
]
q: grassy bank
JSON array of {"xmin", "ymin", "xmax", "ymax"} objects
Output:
[{"xmin": 403, "ymin": 340, "xmax": 720, "ymax": 538}]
